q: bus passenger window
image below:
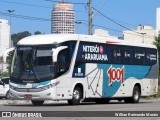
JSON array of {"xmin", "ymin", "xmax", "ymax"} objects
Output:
[
  {"xmin": 56, "ymin": 49, "xmax": 69, "ymax": 77},
  {"xmin": 146, "ymin": 48, "xmax": 157, "ymax": 66},
  {"xmin": 110, "ymin": 46, "xmax": 121, "ymax": 64},
  {"xmin": 133, "ymin": 47, "xmax": 145, "ymax": 65},
  {"xmin": 121, "ymin": 46, "xmax": 131, "ymax": 65}
]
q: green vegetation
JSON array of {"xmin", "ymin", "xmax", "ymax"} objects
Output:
[
  {"xmin": 157, "ymin": 72, "xmax": 160, "ymax": 97},
  {"xmin": 0, "ymin": 31, "xmax": 43, "ymax": 78},
  {"xmin": 6, "ymin": 50, "xmax": 14, "ymax": 75},
  {"xmin": 159, "ymin": 72, "xmax": 160, "ymax": 83},
  {"xmin": 153, "ymin": 34, "xmax": 160, "ymax": 98},
  {"xmin": 2, "ymin": 31, "xmax": 43, "ymax": 76},
  {"xmin": 153, "ymin": 34, "xmax": 160, "ymax": 60},
  {"xmin": 11, "ymin": 31, "xmax": 42, "ymax": 46},
  {"xmin": 11, "ymin": 31, "xmax": 31, "ymax": 46},
  {"xmin": 144, "ymin": 34, "xmax": 160, "ymax": 99},
  {"xmin": 157, "ymin": 85, "xmax": 160, "ymax": 97},
  {"xmin": 154, "ymin": 34, "xmax": 160, "ymax": 97},
  {"xmin": 0, "ymin": 72, "xmax": 9, "ymax": 78}
]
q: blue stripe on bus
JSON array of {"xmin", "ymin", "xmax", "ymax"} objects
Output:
[
  {"xmin": 97, "ymin": 64, "xmax": 151, "ymax": 97},
  {"xmin": 39, "ymin": 80, "xmax": 50, "ymax": 85}
]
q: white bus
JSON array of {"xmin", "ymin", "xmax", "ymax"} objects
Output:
[{"xmin": 9, "ymin": 34, "xmax": 158, "ymax": 105}]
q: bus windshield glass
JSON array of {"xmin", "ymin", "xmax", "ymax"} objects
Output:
[{"xmin": 11, "ymin": 46, "xmax": 55, "ymax": 83}]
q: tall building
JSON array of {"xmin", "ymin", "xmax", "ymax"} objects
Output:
[
  {"xmin": 156, "ymin": 8, "xmax": 160, "ymax": 35},
  {"xmin": 0, "ymin": 19, "xmax": 10, "ymax": 57},
  {"xmin": 0, "ymin": 19, "xmax": 10, "ymax": 72},
  {"xmin": 51, "ymin": 1, "xmax": 75, "ymax": 34}
]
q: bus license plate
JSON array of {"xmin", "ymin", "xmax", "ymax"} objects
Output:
[{"xmin": 24, "ymin": 94, "xmax": 32, "ymax": 99}]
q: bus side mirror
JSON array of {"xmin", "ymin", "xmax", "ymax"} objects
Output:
[
  {"xmin": 52, "ymin": 46, "xmax": 68, "ymax": 62},
  {"xmin": 0, "ymin": 81, "xmax": 5, "ymax": 87},
  {"xmin": 3, "ymin": 47, "xmax": 15, "ymax": 63}
]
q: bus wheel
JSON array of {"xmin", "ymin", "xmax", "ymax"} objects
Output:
[
  {"xmin": 124, "ymin": 86, "xmax": 140, "ymax": 103},
  {"xmin": 31, "ymin": 100, "xmax": 44, "ymax": 106},
  {"xmin": 132, "ymin": 86, "xmax": 140, "ymax": 103},
  {"xmin": 68, "ymin": 87, "xmax": 82, "ymax": 105},
  {"xmin": 5, "ymin": 91, "xmax": 10, "ymax": 99}
]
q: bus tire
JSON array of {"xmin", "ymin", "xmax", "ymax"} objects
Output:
[
  {"xmin": 132, "ymin": 86, "xmax": 140, "ymax": 103},
  {"xmin": 68, "ymin": 87, "xmax": 82, "ymax": 105},
  {"xmin": 124, "ymin": 86, "xmax": 140, "ymax": 103},
  {"xmin": 31, "ymin": 100, "xmax": 44, "ymax": 106},
  {"xmin": 5, "ymin": 91, "xmax": 10, "ymax": 99}
]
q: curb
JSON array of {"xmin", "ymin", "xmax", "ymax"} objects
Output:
[{"xmin": 0, "ymin": 99, "xmax": 68, "ymax": 105}]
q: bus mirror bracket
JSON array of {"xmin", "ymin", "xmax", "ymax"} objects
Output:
[
  {"xmin": 3, "ymin": 47, "xmax": 15, "ymax": 63},
  {"xmin": 52, "ymin": 46, "xmax": 68, "ymax": 62}
]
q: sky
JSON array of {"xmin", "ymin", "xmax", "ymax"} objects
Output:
[{"xmin": 0, "ymin": 0, "xmax": 160, "ymax": 37}]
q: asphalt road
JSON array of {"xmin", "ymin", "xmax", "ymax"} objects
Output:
[{"xmin": 0, "ymin": 98, "xmax": 160, "ymax": 120}]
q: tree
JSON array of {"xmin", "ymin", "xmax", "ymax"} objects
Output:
[
  {"xmin": 11, "ymin": 31, "xmax": 43, "ymax": 46},
  {"xmin": 7, "ymin": 30, "xmax": 43, "ymax": 75},
  {"xmin": 11, "ymin": 31, "xmax": 31, "ymax": 46},
  {"xmin": 153, "ymin": 34, "xmax": 160, "ymax": 88},
  {"xmin": 0, "ymin": 56, "xmax": 9, "ymax": 78},
  {"xmin": 34, "ymin": 31, "xmax": 41, "ymax": 35},
  {"xmin": 6, "ymin": 50, "xmax": 14, "ymax": 75}
]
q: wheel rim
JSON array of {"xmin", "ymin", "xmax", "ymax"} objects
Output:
[
  {"xmin": 134, "ymin": 90, "xmax": 139, "ymax": 100},
  {"xmin": 73, "ymin": 89, "xmax": 80, "ymax": 100}
]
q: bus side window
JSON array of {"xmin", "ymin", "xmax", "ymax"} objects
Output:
[
  {"xmin": 109, "ymin": 45, "xmax": 121, "ymax": 64},
  {"xmin": 121, "ymin": 46, "xmax": 131, "ymax": 65},
  {"xmin": 133, "ymin": 47, "xmax": 145, "ymax": 65},
  {"xmin": 146, "ymin": 48, "xmax": 157, "ymax": 66},
  {"xmin": 56, "ymin": 49, "xmax": 69, "ymax": 77}
]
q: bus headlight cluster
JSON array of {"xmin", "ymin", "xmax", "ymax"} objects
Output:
[
  {"xmin": 9, "ymin": 84, "xmax": 16, "ymax": 90},
  {"xmin": 40, "ymin": 81, "xmax": 60, "ymax": 90}
]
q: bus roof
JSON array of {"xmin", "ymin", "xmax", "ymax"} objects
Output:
[{"xmin": 17, "ymin": 34, "xmax": 156, "ymax": 49}]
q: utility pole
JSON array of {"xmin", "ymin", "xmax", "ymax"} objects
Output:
[
  {"xmin": 88, "ymin": 0, "xmax": 92, "ymax": 35},
  {"xmin": 7, "ymin": 10, "xmax": 15, "ymax": 48}
]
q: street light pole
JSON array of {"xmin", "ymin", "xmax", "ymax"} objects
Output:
[
  {"xmin": 75, "ymin": 21, "xmax": 81, "ymax": 34},
  {"xmin": 88, "ymin": 0, "xmax": 92, "ymax": 35},
  {"xmin": 7, "ymin": 10, "xmax": 15, "ymax": 48}
]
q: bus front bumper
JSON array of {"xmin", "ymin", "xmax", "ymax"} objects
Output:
[{"xmin": 9, "ymin": 88, "xmax": 56, "ymax": 100}]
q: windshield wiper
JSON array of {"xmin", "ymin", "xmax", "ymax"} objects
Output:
[
  {"xmin": 27, "ymin": 61, "xmax": 40, "ymax": 82},
  {"xmin": 17, "ymin": 71, "xmax": 23, "ymax": 82},
  {"xmin": 27, "ymin": 49, "xmax": 40, "ymax": 82},
  {"xmin": 33, "ymin": 66, "xmax": 40, "ymax": 82}
]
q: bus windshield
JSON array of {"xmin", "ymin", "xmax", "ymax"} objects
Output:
[{"xmin": 11, "ymin": 46, "xmax": 55, "ymax": 83}]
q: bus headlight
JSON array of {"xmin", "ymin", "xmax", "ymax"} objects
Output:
[
  {"xmin": 9, "ymin": 84, "xmax": 16, "ymax": 90},
  {"xmin": 40, "ymin": 81, "xmax": 60, "ymax": 90}
]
